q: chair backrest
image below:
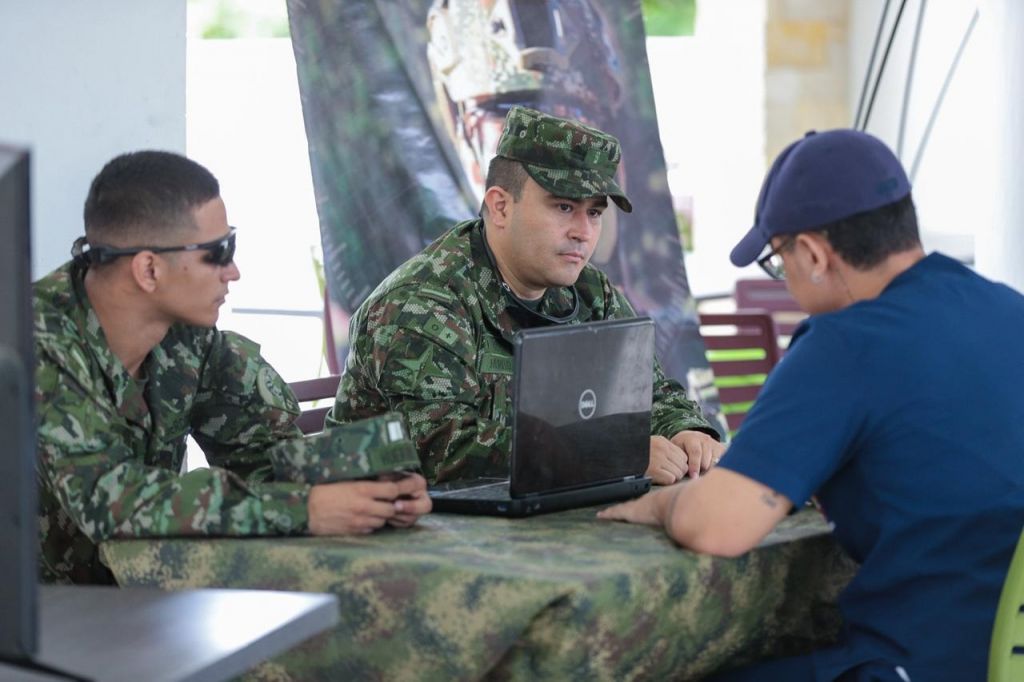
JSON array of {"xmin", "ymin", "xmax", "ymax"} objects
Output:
[
  {"xmin": 734, "ymin": 278, "xmax": 807, "ymax": 350},
  {"xmin": 989, "ymin": 527, "xmax": 1024, "ymax": 681},
  {"xmin": 288, "ymin": 375, "xmax": 341, "ymax": 435},
  {"xmin": 699, "ymin": 311, "xmax": 780, "ymax": 435}
]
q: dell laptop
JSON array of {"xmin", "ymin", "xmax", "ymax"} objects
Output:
[{"xmin": 429, "ymin": 317, "xmax": 654, "ymax": 516}]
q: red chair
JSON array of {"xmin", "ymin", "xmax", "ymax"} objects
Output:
[
  {"xmin": 699, "ymin": 311, "xmax": 780, "ymax": 434},
  {"xmin": 288, "ymin": 375, "xmax": 341, "ymax": 434},
  {"xmin": 734, "ymin": 278, "xmax": 807, "ymax": 350}
]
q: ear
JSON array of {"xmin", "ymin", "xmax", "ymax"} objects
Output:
[
  {"xmin": 482, "ymin": 186, "xmax": 512, "ymax": 228},
  {"xmin": 128, "ymin": 251, "xmax": 160, "ymax": 293},
  {"xmin": 794, "ymin": 233, "xmax": 833, "ymax": 283}
]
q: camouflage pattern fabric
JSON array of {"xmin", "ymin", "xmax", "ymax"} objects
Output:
[
  {"xmin": 496, "ymin": 105, "xmax": 632, "ymax": 212},
  {"xmin": 100, "ymin": 506, "xmax": 857, "ymax": 681},
  {"xmin": 426, "ymin": 0, "xmax": 623, "ymax": 110},
  {"xmin": 34, "ymin": 263, "xmax": 404, "ymax": 585},
  {"xmin": 271, "ymin": 412, "xmax": 421, "ymax": 484},
  {"xmin": 328, "ymin": 219, "xmax": 717, "ymax": 484}
]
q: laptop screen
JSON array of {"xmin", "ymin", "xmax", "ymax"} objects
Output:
[{"xmin": 510, "ymin": 317, "xmax": 654, "ymax": 496}]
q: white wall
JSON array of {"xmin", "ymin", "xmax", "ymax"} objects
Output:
[
  {"xmin": 649, "ymin": 0, "xmax": 767, "ymax": 299},
  {"xmin": 977, "ymin": 0, "xmax": 1024, "ymax": 293},
  {"xmin": 0, "ymin": 1, "xmax": 186, "ymax": 278},
  {"xmin": 187, "ymin": 39, "xmax": 325, "ymax": 383}
]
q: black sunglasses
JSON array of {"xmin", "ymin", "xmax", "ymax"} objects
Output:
[
  {"xmin": 756, "ymin": 236, "xmax": 795, "ymax": 280},
  {"xmin": 72, "ymin": 228, "xmax": 238, "ymax": 268}
]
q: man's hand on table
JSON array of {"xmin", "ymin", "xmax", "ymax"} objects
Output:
[
  {"xmin": 596, "ymin": 483, "xmax": 681, "ymax": 526},
  {"xmin": 307, "ymin": 473, "xmax": 432, "ymax": 535},
  {"xmin": 645, "ymin": 431, "xmax": 726, "ymax": 484},
  {"xmin": 600, "ymin": 467, "xmax": 793, "ymax": 557}
]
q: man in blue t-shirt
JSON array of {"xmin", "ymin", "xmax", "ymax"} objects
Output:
[{"xmin": 599, "ymin": 129, "xmax": 1024, "ymax": 681}]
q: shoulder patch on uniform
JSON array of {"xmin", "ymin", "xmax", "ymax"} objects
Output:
[
  {"xmin": 418, "ymin": 284, "xmax": 455, "ymax": 305},
  {"xmin": 257, "ymin": 365, "xmax": 291, "ymax": 410},
  {"xmin": 420, "ymin": 317, "xmax": 460, "ymax": 348}
]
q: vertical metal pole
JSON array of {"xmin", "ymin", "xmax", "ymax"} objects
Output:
[
  {"xmin": 854, "ymin": 0, "xmax": 892, "ymax": 129},
  {"xmin": 897, "ymin": 0, "xmax": 927, "ymax": 158}
]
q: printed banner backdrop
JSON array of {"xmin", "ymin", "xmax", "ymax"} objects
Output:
[{"xmin": 287, "ymin": 0, "xmax": 724, "ymax": 433}]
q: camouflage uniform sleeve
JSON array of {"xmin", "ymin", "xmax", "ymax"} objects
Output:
[
  {"xmin": 195, "ymin": 332, "xmax": 402, "ymax": 487},
  {"xmin": 602, "ymin": 283, "xmax": 719, "ymax": 441},
  {"xmin": 190, "ymin": 330, "xmax": 325, "ymax": 526},
  {"xmin": 330, "ymin": 290, "xmax": 509, "ymax": 482},
  {"xmin": 649, "ymin": 359, "xmax": 720, "ymax": 441},
  {"xmin": 36, "ymin": 337, "xmax": 310, "ymax": 543},
  {"xmin": 190, "ymin": 330, "xmax": 304, "ymax": 474}
]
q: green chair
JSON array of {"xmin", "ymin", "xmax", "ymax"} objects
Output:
[{"xmin": 989, "ymin": 527, "xmax": 1024, "ymax": 681}]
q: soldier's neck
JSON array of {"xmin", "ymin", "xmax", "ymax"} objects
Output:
[{"xmin": 84, "ymin": 270, "xmax": 171, "ymax": 379}]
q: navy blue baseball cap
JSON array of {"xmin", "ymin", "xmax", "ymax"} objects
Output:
[{"xmin": 730, "ymin": 129, "xmax": 911, "ymax": 266}]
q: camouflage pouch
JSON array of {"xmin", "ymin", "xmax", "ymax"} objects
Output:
[{"xmin": 271, "ymin": 412, "xmax": 421, "ymax": 484}]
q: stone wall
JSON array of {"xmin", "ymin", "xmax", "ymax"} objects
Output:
[{"xmin": 764, "ymin": 0, "xmax": 851, "ymax": 160}]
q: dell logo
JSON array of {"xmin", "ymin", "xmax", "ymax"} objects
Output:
[{"xmin": 578, "ymin": 389, "xmax": 597, "ymax": 420}]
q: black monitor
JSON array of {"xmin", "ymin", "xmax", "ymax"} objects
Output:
[{"xmin": 0, "ymin": 144, "xmax": 38, "ymax": 664}]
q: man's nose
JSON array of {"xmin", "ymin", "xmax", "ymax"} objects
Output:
[
  {"xmin": 568, "ymin": 212, "xmax": 597, "ymax": 242},
  {"xmin": 223, "ymin": 260, "xmax": 241, "ymax": 282}
]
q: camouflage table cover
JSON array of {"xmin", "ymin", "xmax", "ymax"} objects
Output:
[{"xmin": 100, "ymin": 507, "xmax": 856, "ymax": 681}]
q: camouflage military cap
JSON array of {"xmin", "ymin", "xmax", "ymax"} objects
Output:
[
  {"xmin": 271, "ymin": 412, "xmax": 421, "ymax": 485},
  {"xmin": 495, "ymin": 105, "xmax": 633, "ymax": 213}
]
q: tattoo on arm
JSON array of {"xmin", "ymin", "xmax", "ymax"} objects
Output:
[{"xmin": 760, "ymin": 490, "xmax": 783, "ymax": 509}]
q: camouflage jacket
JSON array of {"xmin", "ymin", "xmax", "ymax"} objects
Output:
[
  {"xmin": 34, "ymin": 263, "xmax": 317, "ymax": 584},
  {"xmin": 328, "ymin": 219, "xmax": 716, "ymax": 483}
]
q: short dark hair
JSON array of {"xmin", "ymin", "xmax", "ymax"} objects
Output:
[
  {"xmin": 83, "ymin": 151, "xmax": 219, "ymax": 244},
  {"xmin": 484, "ymin": 156, "xmax": 528, "ymax": 200},
  {"xmin": 811, "ymin": 193, "xmax": 920, "ymax": 269}
]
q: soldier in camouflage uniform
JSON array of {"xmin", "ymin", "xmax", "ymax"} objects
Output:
[
  {"xmin": 36, "ymin": 151, "xmax": 431, "ymax": 584},
  {"xmin": 329, "ymin": 106, "xmax": 723, "ymax": 484}
]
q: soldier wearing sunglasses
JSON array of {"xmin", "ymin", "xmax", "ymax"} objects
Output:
[{"xmin": 34, "ymin": 151, "xmax": 430, "ymax": 585}]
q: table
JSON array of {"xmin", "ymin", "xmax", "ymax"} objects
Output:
[
  {"xmin": 100, "ymin": 507, "xmax": 857, "ymax": 681},
  {"xmin": 0, "ymin": 585, "xmax": 338, "ymax": 682}
]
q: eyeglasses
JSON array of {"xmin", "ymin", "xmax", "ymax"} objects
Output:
[
  {"xmin": 72, "ymin": 228, "xmax": 238, "ymax": 267},
  {"xmin": 756, "ymin": 236, "xmax": 795, "ymax": 280}
]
